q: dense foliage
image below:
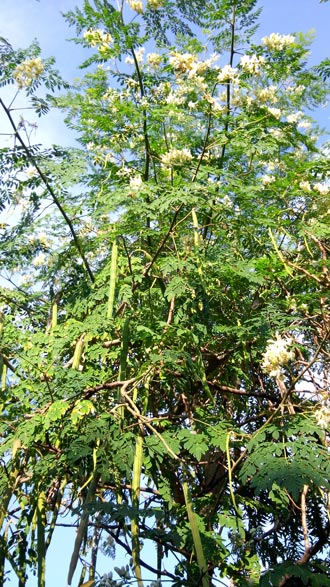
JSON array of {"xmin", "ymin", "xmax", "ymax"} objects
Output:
[{"xmin": 1, "ymin": 1, "xmax": 330, "ymax": 586}]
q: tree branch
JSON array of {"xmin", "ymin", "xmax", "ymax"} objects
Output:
[{"xmin": 0, "ymin": 98, "xmax": 95, "ymax": 283}]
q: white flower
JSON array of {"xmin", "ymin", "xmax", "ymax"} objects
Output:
[
  {"xmin": 147, "ymin": 52, "xmax": 162, "ymax": 68},
  {"xmin": 14, "ymin": 58, "xmax": 43, "ymax": 89},
  {"xmin": 299, "ymin": 180, "xmax": 311, "ymax": 192},
  {"xmin": 25, "ymin": 166, "xmax": 38, "ymax": 179},
  {"xmin": 37, "ymin": 232, "xmax": 52, "ymax": 247},
  {"xmin": 160, "ymin": 148, "xmax": 193, "ymax": 167},
  {"xmin": 166, "ymin": 91, "xmax": 185, "ymax": 106},
  {"xmin": 286, "ymin": 84, "xmax": 305, "ymax": 95},
  {"xmin": 188, "ymin": 53, "xmax": 219, "ymax": 77},
  {"xmin": 287, "ymin": 111, "xmax": 303, "ymax": 124},
  {"xmin": 261, "ymin": 333, "xmax": 294, "ymax": 378},
  {"xmin": 83, "ymin": 29, "xmax": 113, "ymax": 53},
  {"xmin": 128, "ymin": 0, "xmax": 143, "ymax": 12},
  {"xmin": 262, "ymin": 33, "xmax": 295, "ymax": 51},
  {"xmin": 315, "ymin": 405, "xmax": 330, "ymax": 429},
  {"xmin": 33, "ymin": 253, "xmax": 47, "ymax": 267},
  {"xmin": 129, "ymin": 175, "xmax": 143, "ymax": 192},
  {"xmin": 147, "ymin": 0, "xmax": 163, "ymax": 7},
  {"xmin": 127, "ymin": 47, "xmax": 144, "ymax": 64},
  {"xmin": 262, "ymin": 174, "xmax": 275, "ymax": 186},
  {"xmin": 297, "ymin": 120, "xmax": 311, "ymax": 130},
  {"xmin": 220, "ymin": 195, "xmax": 233, "ymax": 208},
  {"xmin": 169, "ymin": 52, "xmax": 197, "ymax": 73},
  {"xmin": 240, "ymin": 54, "xmax": 266, "ymax": 75},
  {"xmin": 268, "ymin": 128, "xmax": 283, "ymax": 139},
  {"xmin": 314, "ymin": 182, "xmax": 329, "ymax": 195},
  {"xmin": 255, "ymin": 86, "xmax": 278, "ymax": 103},
  {"xmin": 267, "ymin": 107, "xmax": 281, "ymax": 119},
  {"xmin": 217, "ymin": 64, "xmax": 239, "ymax": 83},
  {"xmin": 135, "ymin": 47, "xmax": 145, "ymax": 63},
  {"xmin": 203, "ymin": 93, "xmax": 224, "ymax": 111}
]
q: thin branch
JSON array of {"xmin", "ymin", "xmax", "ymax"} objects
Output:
[
  {"xmin": 0, "ymin": 98, "xmax": 94, "ymax": 283},
  {"xmin": 97, "ymin": 525, "xmax": 178, "ymax": 581}
]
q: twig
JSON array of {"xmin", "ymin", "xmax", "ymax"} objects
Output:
[{"xmin": 0, "ymin": 98, "xmax": 94, "ymax": 283}]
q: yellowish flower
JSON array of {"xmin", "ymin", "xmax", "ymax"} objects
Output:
[
  {"xmin": 161, "ymin": 148, "xmax": 193, "ymax": 167},
  {"xmin": 299, "ymin": 180, "xmax": 311, "ymax": 192},
  {"xmin": 128, "ymin": 0, "xmax": 143, "ymax": 13},
  {"xmin": 267, "ymin": 107, "xmax": 281, "ymax": 119},
  {"xmin": 240, "ymin": 54, "xmax": 266, "ymax": 75},
  {"xmin": 261, "ymin": 333, "xmax": 294, "ymax": 378},
  {"xmin": 14, "ymin": 57, "xmax": 43, "ymax": 89},
  {"xmin": 129, "ymin": 175, "xmax": 143, "ymax": 193},
  {"xmin": 148, "ymin": 0, "xmax": 163, "ymax": 7},
  {"xmin": 315, "ymin": 405, "xmax": 330, "ymax": 429},
  {"xmin": 147, "ymin": 52, "xmax": 162, "ymax": 68},
  {"xmin": 217, "ymin": 64, "xmax": 239, "ymax": 83},
  {"xmin": 169, "ymin": 51, "xmax": 197, "ymax": 73},
  {"xmin": 313, "ymin": 182, "xmax": 329, "ymax": 195},
  {"xmin": 25, "ymin": 166, "xmax": 38, "ymax": 179},
  {"xmin": 83, "ymin": 29, "xmax": 113, "ymax": 50},
  {"xmin": 286, "ymin": 111, "xmax": 303, "ymax": 124},
  {"xmin": 33, "ymin": 252, "xmax": 47, "ymax": 268},
  {"xmin": 262, "ymin": 33, "xmax": 295, "ymax": 51},
  {"xmin": 255, "ymin": 86, "xmax": 278, "ymax": 103},
  {"xmin": 262, "ymin": 174, "xmax": 275, "ymax": 186}
]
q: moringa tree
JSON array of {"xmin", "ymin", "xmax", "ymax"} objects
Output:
[{"xmin": 0, "ymin": 1, "xmax": 330, "ymax": 586}]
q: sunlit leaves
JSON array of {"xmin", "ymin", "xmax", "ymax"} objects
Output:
[{"xmin": 0, "ymin": 1, "xmax": 330, "ymax": 586}]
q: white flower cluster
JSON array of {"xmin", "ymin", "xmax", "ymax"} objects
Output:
[
  {"xmin": 33, "ymin": 252, "xmax": 47, "ymax": 268},
  {"xmin": 261, "ymin": 333, "xmax": 294, "ymax": 378},
  {"xmin": 14, "ymin": 57, "xmax": 43, "ymax": 89},
  {"xmin": 267, "ymin": 107, "xmax": 282, "ymax": 119},
  {"xmin": 217, "ymin": 64, "xmax": 239, "ymax": 83},
  {"xmin": 314, "ymin": 182, "xmax": 329, "ymax": 195},
  {"xmin": 299, "ymin": 180, "xmax": 311, "ymax": 192},
  {"xmin": 169, "ymin": 52, "xmax": 197, "ymax": 73},
  {"xmin": 298, "ymin": 120, "xmax": 311, "ymax": 130},
  {"xmin": 29, "ymin": 231, "xmax": 52, "ymax": 248},
  {"xmin": 262, "ymin": 33, "xmax": 295, "ymax": 51},
  {"xmin": 148, "ymin": 0, "xmax": 163, "ymax": 7},
  {"xmin": 240, "ymin": 54, "xmax": 266, "ymax": 75},
  {"xmin": 147, "ymin": 52, "xmax": 162, "ymax": 69},
  {"xmin": 160, "ymin": 148, "xmax": 193, "ymax": 167},
  {"xmin": 262, "ymin": 174, "xmax": 275, "ymax": 186},
  {"xmin": 129, "ymin": 175, "xmax": 143, "ymax": 193},
  {"xmin": 315, "ymin": 405, "xmax": 330, "ymax": 429},
  {"xmin": 287, "ymin": 111, "xmax": 303, "ymax": 124},
  {"xmin": 25, "ymin": 166, "xmax": 38, "ymax": 179},
  {"xmin": 255, "ymin": 85, "xmax": 278, "ymax": 103},
  {"xmin": 128, "ymin": 0, "xmax": 143, "ymax": 13},
  {"xmin": 166, "ymin": 91, "xmax": 185, "ymax": 106},
  {"xmin": 125, "ymin": 47, "xmax": 145, "ymax": 66},
  {"xmin": 83, "ymin": 29, "xmax": 113, "ymax": 54},
  {"xmin": 286, "ymin": 84, "xmax": 305, "ymax": 96}
]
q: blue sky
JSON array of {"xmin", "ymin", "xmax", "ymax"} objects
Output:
[{"xmin": 1, "ymin": 0, "xmax": 330, "ymax": 585}]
